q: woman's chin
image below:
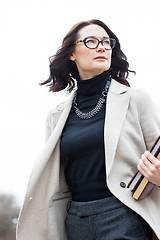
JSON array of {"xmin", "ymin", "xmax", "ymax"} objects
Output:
[{"xmin": 94, "ymin": 66, "xmax": 110, "ymax": 75}]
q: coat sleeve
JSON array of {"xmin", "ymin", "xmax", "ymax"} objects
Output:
[{"xmin": 137, "ymin": 88, "xmax": 160, "ymax": 150}]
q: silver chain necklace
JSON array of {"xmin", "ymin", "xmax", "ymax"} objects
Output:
[{"xmin": 73, "ymin": 78, "xmax": 111, "ymax": 120}]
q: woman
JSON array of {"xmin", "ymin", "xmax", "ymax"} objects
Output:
[{"xmin": 17, "ymin": 20, "xmax": 160, "ymax": 240}]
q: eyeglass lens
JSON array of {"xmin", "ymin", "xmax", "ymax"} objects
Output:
[{"xmin": 84, "ymin": 37, "xmax": 115, "ymax": 49}]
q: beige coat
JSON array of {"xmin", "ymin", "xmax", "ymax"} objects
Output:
[{"xmin": 17, "ymin": 80, "xmax": 160, "ymax": 240}]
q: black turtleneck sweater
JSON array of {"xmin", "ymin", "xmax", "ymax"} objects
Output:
[{"xmin": 60, "ymin": 71, "xmax": 113, "ymax": 202}]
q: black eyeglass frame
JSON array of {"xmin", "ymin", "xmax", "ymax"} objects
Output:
[{"xmin": 75, "ymin": 36, "xmax": 116, "ymax": 50}]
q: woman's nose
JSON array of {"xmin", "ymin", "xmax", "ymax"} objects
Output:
[{"xmin": 96, "ymin": 43, "xmax": 106, "ymax": 52}]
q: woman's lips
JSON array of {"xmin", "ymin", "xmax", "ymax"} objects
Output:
[{"xmin": 94, "ymin": 56, "xmax": 107, "ymax": 60}]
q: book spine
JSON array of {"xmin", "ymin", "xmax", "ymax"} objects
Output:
[{"xmin": 132, "ymin": 178, "xmax": 148, "ymax": 200}]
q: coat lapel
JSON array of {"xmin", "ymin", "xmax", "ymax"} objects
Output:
[
  {"xmin": 45, "ymin": 94, "xmax": 75, "ymax": 159},
  {"xmin": 104, "ymin": 80, "xmax": 130, "ymax": 175}
]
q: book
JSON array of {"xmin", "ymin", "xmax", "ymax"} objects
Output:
[
  {"xmin": 127, "ymin": 136, "xmax": 160, "ymax": 200},
  {"xmin": 132, "ymin": 178, "xmax": 153, "ymax": 200}
]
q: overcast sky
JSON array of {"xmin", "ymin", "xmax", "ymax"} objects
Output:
[{"xmin": 0, "ymin": 0, "xmax": 160, "ymax": 205}]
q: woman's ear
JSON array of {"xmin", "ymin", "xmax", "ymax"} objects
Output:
[{"xmin": 70, "ymin": 53, "xmax": 76, "ymax": 61}]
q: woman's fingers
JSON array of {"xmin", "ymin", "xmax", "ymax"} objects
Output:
[{"xmin": 137, "ymin": 151, "xmax": 160, "ymax": 186}]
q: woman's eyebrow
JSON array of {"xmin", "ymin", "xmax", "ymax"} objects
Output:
[{"xmin": 86, "ymin": 35, "xmax": 109, "ymax": 38}]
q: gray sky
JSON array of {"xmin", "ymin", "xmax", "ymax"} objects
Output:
[{"xmin": 0, "ymin": 0, "xmax": 160, "ymax": 205}]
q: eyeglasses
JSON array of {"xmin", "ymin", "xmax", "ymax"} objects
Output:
[{"xmin": 75, "ymin": 37, "xmax": 116, "ymax": 50}]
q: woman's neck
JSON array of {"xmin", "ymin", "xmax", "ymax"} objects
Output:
[
  {"xmin": 79, "ymin": 70, "xmax": 107, "ymax": 80},
  {"xmin": 76, "ymin": 71, "xmax": 110, "ymax": 96}
]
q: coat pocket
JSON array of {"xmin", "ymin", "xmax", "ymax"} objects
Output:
[{"xmin": 48, "ymin": 191, "xmax": 71, "ymax": 240}]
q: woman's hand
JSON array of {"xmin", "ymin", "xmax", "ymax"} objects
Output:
[{"xmin": 137, "ymin": 151, "xmax": 160, "ymax": 186}]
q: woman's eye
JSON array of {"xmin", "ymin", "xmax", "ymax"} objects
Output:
[
  {"xmin": 86, "ymin": 39, "xmax": 96, "ymax": 44},
  {"xmin": 103, "ymin": 40, "xmax": 110, "ymax": 45}
]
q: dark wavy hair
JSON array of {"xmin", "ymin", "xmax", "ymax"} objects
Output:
[{"xmin": 40, "ymin": 19, "xmax": 134, "ymax": 92}]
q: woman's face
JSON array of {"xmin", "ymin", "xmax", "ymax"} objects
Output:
[{"xmin": 70, "ymin": 24, "xmax": 112, "ymax": 80}]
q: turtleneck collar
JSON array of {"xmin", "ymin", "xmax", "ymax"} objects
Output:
[{"xmin": 76, "ymin": 71, "xmax": 110, "ymax": 96}]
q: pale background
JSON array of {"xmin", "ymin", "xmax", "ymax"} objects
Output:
[{"xmin": 0, "ymin": 0, "xmax": 160, "ymax": 205}]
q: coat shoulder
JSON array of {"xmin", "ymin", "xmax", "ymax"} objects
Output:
[
  {"xmin": 110, "ymin": 80, "xmax": 150, "ymax": 100},
  {"xmin": 47, "ymin": 95, "xmax": 73, "ymax": 118},
  {"xmin": 127, "ymin": 86, "xmax": 149, "ymax": 97},
  {"xmin": 127, "ymin": 86, "xmax": 154, "ymax": 106}
]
